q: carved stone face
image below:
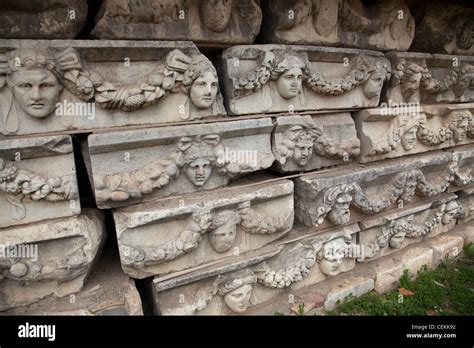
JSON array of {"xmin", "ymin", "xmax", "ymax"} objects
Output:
[
  {"xmin": 200, "ymin": 0, "xmax": 233, "ymax": 33},
  {"xmin": 276, "ymin": 67, "xmax": 303, "ymax": 99},
  {"xmin": 328, "ymin": 193, "xmax": 352, "ymax": 225},
  {"xmin": 190, "ymin": 71, "xmax": 218, "ymax": 109},
  {"xmin": 9, "ymin": 69, "xmax": 61, "ymax": 118},
  {"xmin": 389, "ymin": 231, "xmax": 406, "ymax": 249},
  {"xmin": 184, "ymin": 158, "xmax": 212, "ymax": 186},
  {"xmin": 402, "ymin": 71, "xmax": 422, "ymax": 97},
  {"xmin": 293, "ymin": 140, "xmax": 313, "ymax": 166},
  {"xmin": 319, "ymin": 239, "xmax": 345, "ymax": 276},
  {"xmin": 223, "ymin": 283, "xmax": 252, "ymax": 313},
  {"xmin": 401, "ymin": 126, "xmax": 417, "ymax": 150},
  {"xmin": 209, "ymin": 222, "xmax": 237, "ymax": 253},
  {"xmin": 442, "ymin": 203, "xmax": 459, "ymax": 225},
  {"xmin": 453, "ymin": 113, "xmax": 470, "ymax": 142},
  {"xmin": 363, "ymin": 72, "xmax": 385, "ymax": 99}
]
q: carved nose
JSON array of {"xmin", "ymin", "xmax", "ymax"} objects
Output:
[{"xmin": 31, "ymin": 86, "xmax": 40, "ymax": 100}]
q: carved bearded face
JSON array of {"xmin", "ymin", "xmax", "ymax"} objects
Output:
[
  {"xmin": 401, "ymin": 126, "xmax": 418, "ymax": 150},
  {"xmin": 453, "ymin": 111, "xmax": 471, "ymax": 142},
  {"xmin": 200, "ymin": 0, "xmax": 233, "ymax": 33},
  {"xmin": 402, "ymin": 71, "xmax": 422, "ymax": 97},
  {"xmin": 184, "ymin": 157, "xmax": 212, "ymax": 186},
  {"xmin": 363, "ymin": 72, "xmax": 385, "ymax": 99},
  {"xmin": 293, "ymin": 140, "xmax": 313, "ymax": 166},
  {"xmin": 223, "ymin": 284, "xmax": 252, "ymax": 313},
  {"xmin": 209, "ymin": 221, "xmax": 237, "ymax": 253},
  {"xmin": 190, "ymin": 71, "xmax": 218, "ymax": 109},
  {"xmin": 389, "ymin": 231, "xmax": 406, "ymax": 249},
  {"xmin": 328, "ymin": 193, "xmax": 353, "ymax": 225},
  {"xmin": 277, "ymin": 67, "xmax": 303, "ymax": 99},
  {"xmin": 8, "ymin": 68, "xmax": 62, "ymax": 118}
]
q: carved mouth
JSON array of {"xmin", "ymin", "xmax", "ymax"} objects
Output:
[{"xmin": 29, "ymin": 102, "xmax": 45, "ymax": 108}]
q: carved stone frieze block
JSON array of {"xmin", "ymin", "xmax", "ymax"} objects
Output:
[
  {"xmin": 113, "ymin": 178, "xmax": 294, "ymax": 278},
  {"xmin": 0, "ymin": 40, "xmax": 226, "ymax": 137},
  {"xmin": 91, "ymin": 0, "xmax": 262, "ymax": 45},
  {"xmin": 271, "ymin": 113, "xmax": 360, "ymax": 172},
  {"xmin": 0, "ymin": 134, "xmax": 80, "ymax": 228},
  {"xmin": 354, "ymin": 103, "xmax": 474, "ymax": 163},
  {"xmin": 218, "ymin": 45, "xmax": 390, "ymax": 115},
  {"xmin": 260, "ymin": 0, "xmax": 415, "ymax": 51},
  {"xmin": 456, "ymin": 188, "xmax": 474, "ymax": 225},
  {"xmin": 0, "ymin": 209, "xmax": 105, "ymax": 311},
  {"xmin": 86, "ymin": 118, "xmax": 275, "ymax": 209}
]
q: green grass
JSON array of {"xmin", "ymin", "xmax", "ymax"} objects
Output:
[{"xmin": 326, "ymin": 243, "xmax": 474, "ymax": 316}]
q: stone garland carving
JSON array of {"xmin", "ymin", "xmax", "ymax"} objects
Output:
[
  {"xmin": 0, "ymin": 157, "xmax": 77, "ymax": 220},
  {"xmin": 232, "ymin": 50, "xmax": 390, "ymax": 100},
  {"xmin": 312, "ymin": 162, "xmax": 470, "ymax": 227},
  {"xmin": 390, "ymin": 59, "xmax": 474, "ymax": 103},
  {"xmin": 95, "ymin": 134, "xmax": 256, "ymax": 203},
  {"xmin": 372, "ymin": 109, "xmax": 473, "ymax": 154},
  {"xmin": 0, "ymin": 48, "xmax": 224, "ymax": 133},
  {"xmin": 275, "ymin": 123, "xmax": 360, "ymax": 167},
  {"xmin": 361, "ymin": 201, "xmax": 463, "ymax": 260},
  {"xmin": 162, "ymin": 269, "xmax": 257, "ymax": 315},
  {"xmin": 119, "ymin": 202, "xmax": 292, "ymax": 268}
]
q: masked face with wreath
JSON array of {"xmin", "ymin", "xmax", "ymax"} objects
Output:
[{"xmin": 216, "ymin": 270, "xmax": 257, "ymax": 313}]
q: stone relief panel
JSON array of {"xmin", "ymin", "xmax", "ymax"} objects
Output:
[
  {"xmin": 0, "ymin": 135, "xmax": 80, "ymax": 228},
  {"xmin": 354, "ymin": 103, "xmax": 474, "ymax": 163},
  {"xmin": 152, "ymin": 224, "xmax": 358, "ymax": 315},
  {"xmin": 0, "ymin": 40, "xmax": 226, "ymax": 136},
  {"xmin": 0, "ymin": 1, "xmax": 88, "ymax": 39},
  {"xmin": 272, "ymin": 113, "xmax": 360, "ymax": 172},
  {"xmin": 260, "ymin": 0, "xmax": 415, "ymax": 51},
  {"xmin": 86, "ymin": 118, "xmax": 275, "ymax": 209},
  {"xmin": 218, "ymin": 45, "xmax": 390, "ymax": 115},
  {"xmin": 410, "ymin": 3, "xmax": 474, "ymax": 55},
  {"xmin": 0, "ymin": 209, "xmax": 105, "ymax": 311},
  {"xmin": 113, "ymin": 178, "xmax": 294, "ymax": 278},
  {"xmin": 357, "ymin": 194, "xmax": 462, "ymax": 262},
  {"xmin": 295, "ymin": 147, "xmax": 474, "ymax": 229},
  {"xmin": 91, "ymin": 0, "xmax": 262, "ymax": 45},
  {"xmin": 456, "ymin": 189, "xmax": 474, "ymax": 225},
  {"xmin": 384, "ymin": 52, "xmax": 474, "ymax": 105}
]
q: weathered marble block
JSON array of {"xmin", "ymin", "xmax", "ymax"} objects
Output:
[
  {"xmin": 0, "ymin": 209, "xmax": 105, "ymax": 311},
  {"xmin": 357, "ymin": 193, "xmax": 461, "ymax": 262},
  {"xmin": 260, "ymin": 0, "xmax": 415, "ymax": 51},
  {"xmin": 410, "ymin": 3, "xmax": 474, "ymax": 55},
  {"xmin": 0, "ymin": 1, "xmax": 87, "ymax": 39},
  {"xmin": 91, "ymin": 0, "xmax": 262, "ymax": 45},
  {"xmin": 271, "ymin": 113, "xmax": 360, "ymax": 172},
  {"xmin": 114, "ymin": 178, "xmax": 294, "ymax": 278},
  {"xmin": 457, "ymin": 188, "xmax": 474, "ymax": 225},
  {"xmin": 218, "ymin": 45, "xmax": 390, "ymax": 115},
  {"xmin": 354, "ymin": 103, "xmax": 474, "ymax": 163},
  {"xmin": 384, "ymin": 52, "xmax": 474, "ymax": 105},
  {"xmin": 0, "ymin": 134, "xmax": 80, "ymax": 228},
  {"xmin": 152, "ymin": 224, "xmax": 358, "ymax": 315},
  {"xmin": 295, "ymin": 148, "xmax": 474, "ymax": 229},
  {"xmin": 0, "ymin": 40, "xmax": 226, "ymax": 137},
  {"xmin": 86, "ymin": 118, "xmax": 275, "ymax": 209}
]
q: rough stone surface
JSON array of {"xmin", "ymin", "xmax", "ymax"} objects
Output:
[
  {"xmin": 0, "ymin": 135, "xmax": 80, "ymax": 228},
  {"xmin": 410, "ymin": 3, "xmax": 474, "ymax": 55},
  {"xmin": 260, "ymin": 0, "xmax": 415, "ymax": 51},
  {"xmin": 91, "ymin": 0, "xmax": 262, "ymax": 45},
  {"xmin": 0, "ymin": 1, "xmax": 87, "ymax": 39},
  {"xmin": 219, "ymin": 45, "xmax": 390, "ymax": 115},
  {"xmin": 384, "ymin": 52, "xmax": 474, "ymax": 105},
  {"xmin": 271, "ymin": 113, "xmax": 360, "ymax": 173},
  {"xmin": 113, "ymin": 178, "xmax": 294, "ymax": 278},
  {"xmin": 0, "ymin": 209, "xmax": 105, "ymax": 311},
  {"xmin": 86, "ymin": 118, "xmax": 274, "ymax": 208},
  {"xmin": 0, "ymin": 40, "xmax": 226, "ymax": 136},
  {"xmin": 294, "ymin": 149, "xmax": 472, "ymax": 229},
  {"xmin": 427, "ymin": 234, "xmax": 464, "ymax": 264},
  {"xmin": 324, "ymin": 276, "xmax": 374, "ymax": 311},
  {"xmin": 354, "ymin": 103, "xmax": 474, "ymax": 163}
]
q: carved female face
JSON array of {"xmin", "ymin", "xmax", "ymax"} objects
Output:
[
  {"xmin": 209, "ymin": 221, "xmax": 237, "ymax": 253},
  {"xmin": 9, "ymin": 69, "xmax": 62, "ymax": 118},
  {"xmin": 401, "ymin": 126, "xmax": 417, "ymax": 150},
  {"xmin": 276, "ymin": 67, "xmax": 303, "ymax": 99},
  {"xmin": 200, "ymin": 0, "xmax": 233, "ymax": 33},
  {"xmin": 223, "ymin": 283, "xmax": 252, "ymax": 313},
  {"xmin": 328, "ymin": 193, "xmax": 352, "ymax": 225},
  {"xmin": 442, "ymin": 203, "xmax": 459, "ymax": 225},
  {"xmin": 319, "ymin": 247, "xmax": 344, "ymax": 276},
  {"xmin": 190, "ymin": 71, "xmax": 218, "ymax": 109},
  {"xmin": 293, "ymin": 140, "xmax": 313, "ymax": 166},
  {"xmin": 363, "ymin": 72, "xmax": 385, "ymax": 99},
  {"xmin": 389, "ymin": 231, "xmax": 406, "ymax": 249},
  {"xmin": 184, "ymin": 158, "xmax": 212, "ymax": 186}
]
